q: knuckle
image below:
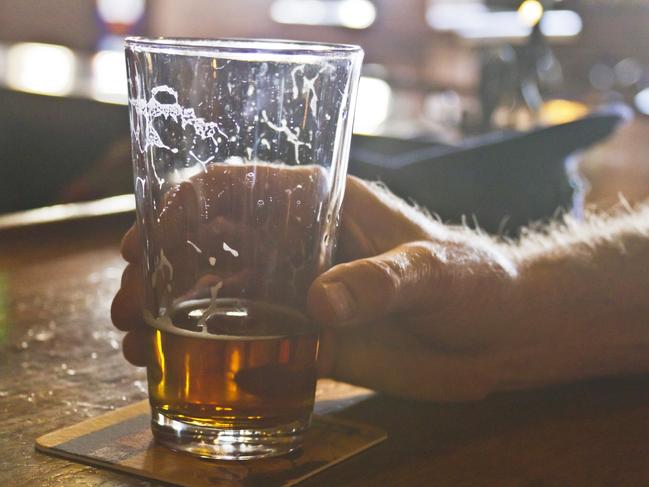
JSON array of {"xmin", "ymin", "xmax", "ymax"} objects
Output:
[
  {"xmin": 358, "ymin": 258, "xmax": 399, "ymax": 296},
  {"xmin": 120, "ymin": 264, "xmax": 134, "ymax": 287},
  {"xmin": 406, "ymin": 241, "xmax": 444, "ymax": 265},
  {"xmin": 110, "ymin": 295, "xmax": 126, "ymax": 329}
]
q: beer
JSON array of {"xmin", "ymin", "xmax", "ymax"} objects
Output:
[
  {"xmin": 147, "ymin": 299, "xmax": 319, "ymax": 431},
  {"xmin": 126, "ymin": 36, "xmax": 361, "ymax": 459}
]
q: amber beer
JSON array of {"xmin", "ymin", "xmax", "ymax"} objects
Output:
[
  {"xmin": 126, "ymin": 37, "xmax": 362, "ymax": 460},
  {"xmin": 143, "ymin": 163, "xmax": 331, "ymax": 458},
  {"xmin": 147, "ymin": 299, "xmax": 319, "ymax": 431}
]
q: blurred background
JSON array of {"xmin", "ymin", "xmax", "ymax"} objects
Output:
[{"xmin": 1, "ymin": 0, "xmax": 648, "ymax": 231}]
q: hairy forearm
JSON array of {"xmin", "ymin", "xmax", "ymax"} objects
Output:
[
  {"xmin": 498, "ymin": 204, "xmax": 649, "ymax": 387},
  {"xmin": 405, "ymin": 193, "xmax": 649, "ymax": 387},
  {"xmin": 513, "ymin": 204, "xmax": 649, "ymax": 317}
]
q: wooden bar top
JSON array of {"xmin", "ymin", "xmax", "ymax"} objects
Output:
[{"xmin": 1, "ymin": 213, "xmax": 649, "ymax": 486}]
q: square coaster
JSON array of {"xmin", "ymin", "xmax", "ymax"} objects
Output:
[{"xmin": 36, "ymin": 400, "xmax": 386, "ymax": 487}]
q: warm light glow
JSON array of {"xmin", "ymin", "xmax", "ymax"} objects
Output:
[
  {"xmin": 6, "ymin": 43, "xmax": 76, "ymax": 96},
  {"xmin": 0, "ymin": 194, "xmax": 135, "ymax": 230},
  {"xmin": 227, "ymin": 348, "xmax": 241, "ymax": 394},
  {"xmin": 183, "ymin": 353, "xmax": 191, "ymax": 398},
  {"xmin": 539, "ymin": 99, "xmax": 589, "ymax": 125},
  {"xmin": 154, "ymin": 330, "xmax": 166, "ymax": 397},
  {"xmin": 92, "ymin": 49, "xmax": 128, "ymax": 104},
  {"xmin": 96, "ymin": 0, "xmax": 146, "ymax": 24},
  {"xmin": 517, "ymin": 0, "xmax": 544, "ymax": 28},
  {"xmin": 270, "ymin": 0, "xmax": 376, "ymax": 29},
  {"xmin": 353, "ymin": 76, "xmax": 392, "ymax": 135}
]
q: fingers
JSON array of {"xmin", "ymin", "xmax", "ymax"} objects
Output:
[
  {"xmin": 111, "ymin": 263, "xmax": 145, "ymax": 332},
  {"xmin": 307, "ymin": 241, "xmax": 441, "ymax": 328},
  {"xmin": 117, "ymin": 227, "xmax": 149, "ymax": 367},
  {"xmin": 338, "ymin": 177, "xmax": 433, "ymax": 261},
  {"xmin": 330, "ymin": 321, "xmax": 497, "ymax": 402},
  {"xmin": 122, "ymin": 328, "xmax": 151, "ymax": 367},
  {"xmin": 121, "ymin": 225, "xmax": 140, "ymax": 263}
]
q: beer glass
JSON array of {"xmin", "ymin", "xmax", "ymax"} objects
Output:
[{"xmin": 124, "ymin": 38, "xmax": 363, "ymax": 460}]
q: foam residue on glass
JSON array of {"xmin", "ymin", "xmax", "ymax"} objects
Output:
[{"xmin": 126, "ymin": 41, "xmax": 362, "ymax": 337}]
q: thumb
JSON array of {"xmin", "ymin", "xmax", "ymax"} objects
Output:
[{"xmin": 307, "ymin": 241, "xmax": 440, "ymax": 327}]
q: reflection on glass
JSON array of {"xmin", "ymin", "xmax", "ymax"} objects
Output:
[{"xmin": 6, "ymin": 43, "xmax": 76, "ymax": 96}]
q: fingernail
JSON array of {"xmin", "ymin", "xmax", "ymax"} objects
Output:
[{"xmin": 321, "ymin": 281, "xmax": 355, "ymax": 323}]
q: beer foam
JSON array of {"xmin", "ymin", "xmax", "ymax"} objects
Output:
[
  {"xmin": 132, "ymin": 85, "xmax": 227, "ymax": 155},
  {"xmin": 143, "ymin": 299, "xmax": 316, "ymax": 341}
]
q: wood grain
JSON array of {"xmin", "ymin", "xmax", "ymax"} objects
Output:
[{"xmin": 2, "ymin": 213, "xmax": 649, "ymax": 486}]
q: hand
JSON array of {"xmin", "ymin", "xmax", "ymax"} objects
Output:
[
  {"xmin": 308, "ymin": 177, "xmax": 519, "ymax": 401},
  {"xmin": 112, "ymin": 172, "xmax": 520, "ymax": 401},
  {"xmin": 114, "ymin": 174, "xmax": 649, "ymax": 402},
  {"xmin": 310, "ymin": 179, "xmax": 649, "ymax": 401}
]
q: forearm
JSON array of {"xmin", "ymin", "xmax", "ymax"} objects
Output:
[{"xmin": 499, "ymin": 204, "xmax": 649, "ymax": 388}]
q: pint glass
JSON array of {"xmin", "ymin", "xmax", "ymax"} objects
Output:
[{"xmin": 125, "ymin": 37, "xmax": 363, "ymax": 460}]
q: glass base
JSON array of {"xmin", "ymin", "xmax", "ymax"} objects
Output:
[{"xmin": 150, "ymin": 407, "xmax": 309, "ymax": 460}]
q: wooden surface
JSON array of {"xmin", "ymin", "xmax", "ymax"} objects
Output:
[
  {"xmin": 2, "ymin": 214, "xmax": 649, "ymax": 486},
  {"xmin": 36, "ymin": 400, "xmax": 385, "ymax": 487}
]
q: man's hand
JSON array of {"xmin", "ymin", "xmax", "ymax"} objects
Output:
[
  {"xmin": 112, "ymin": 175, "xmax": 649, "ymax": 402},
  {"xmin": 112, "ymin": 175, "xmax": 518, "ymax": 401},
  {"xmin": 308, "ymin": 177, "xmax": 518, "ymax": 401}
]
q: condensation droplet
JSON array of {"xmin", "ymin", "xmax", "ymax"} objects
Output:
[
  {"xmin": 90, "ymin": 352, "xmax": 98, "ymax": 360},
  {"xmin": 257, "ymin": 199, "xmax": 265, "ymax": 207},
  {"xmin": 20, "ymin": 341, "xmax": 28, "ymax": 349}
]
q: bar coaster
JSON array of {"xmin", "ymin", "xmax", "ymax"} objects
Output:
[{"xmin": 36, "ymin": 399, "xmax": 386, "ymax": 487}]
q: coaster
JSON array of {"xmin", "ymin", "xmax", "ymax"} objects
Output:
[{"xmin": 36, "ymin": 400, "xmax": 386, "ymax": 487}]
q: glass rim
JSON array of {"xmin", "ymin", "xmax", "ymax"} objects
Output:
[{"xmin": 124, "ymin": 36, "xmax": 363, "ymax": 60}]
